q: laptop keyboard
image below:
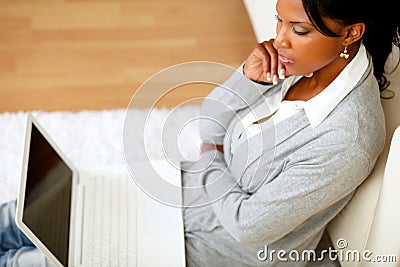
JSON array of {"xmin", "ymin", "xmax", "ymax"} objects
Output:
[{"xmin": 83, "ymin": 173, "xmax": 137, "ymax": 267}]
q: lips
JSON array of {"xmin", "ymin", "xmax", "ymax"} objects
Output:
[{"xmin": 278, "ymin": 53, "xmax": 294, "ymax": 65}]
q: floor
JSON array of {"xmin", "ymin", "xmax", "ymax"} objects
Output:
[{"xmin": 0, "ymin": 0, "xmax": 256, "ymax": 112}]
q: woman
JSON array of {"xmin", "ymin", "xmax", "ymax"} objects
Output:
[{"xmin": 182, "ymin": 0, "xmax": 399, "ymax": 266}]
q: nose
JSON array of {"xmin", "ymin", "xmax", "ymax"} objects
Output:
[{"xmin": 274, "ymin": 24, "xmax": 291, "ymax": 50}]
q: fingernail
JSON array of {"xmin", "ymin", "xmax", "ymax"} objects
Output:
[
  {"xmin": 266, "ymin": 72, "xmax": 271, "ymax": 81},
  {"xmin": 279, "ymin": 69, "xmax": 285, "ymax": 79},
  {"xmin": 273, "ymin": 75, "xmax": 278, "ymax": 85}
]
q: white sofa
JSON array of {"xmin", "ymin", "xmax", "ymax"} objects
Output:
[{"xmin": 243, "ymin": 1, "xmax": 400, "ymax": 266}]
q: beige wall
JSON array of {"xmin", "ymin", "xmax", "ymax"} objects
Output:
[{"xmin": 243, "ymin": 0, "xmax": 278, "ymax": 42}]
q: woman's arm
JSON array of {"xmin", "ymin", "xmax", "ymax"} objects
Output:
[
  {"xmin": 199, "ymin": 40, "xmax": 284, "ymax": 146},
  {"xmin": 184, "ymin": 143, "xmax": 372, "ymax": 245}
]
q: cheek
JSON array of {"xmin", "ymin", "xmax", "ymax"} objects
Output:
[{"xmin": 288, "ymin": 39, "xmax": 340, "ymax": 75}]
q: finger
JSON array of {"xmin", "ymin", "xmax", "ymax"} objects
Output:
[
  {"xmin": 257, "ymin": 49, "xmax": 267, "ymax": 75},
  {"xmin": 256, "ymin": 43, "xmax": 270, "ymax": 75},
  {"xmin": 278, "ymin": 60, "xmax": 285, "ymax": 80},
  {"xmin": 263, "ymin": 40, "xmax": 279, "ymax": 84},
  {"xmin": 279, "ymin": 68, "xmax": 286, "ymax": 80},
  {"xmin": 254, "ymin": 44, "xmax": 271, "ymax": 82}
]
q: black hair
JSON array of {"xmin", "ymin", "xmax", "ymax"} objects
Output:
[{"xmin": 302, "ymin": 0, "xmax": 400, "ymax": 92}]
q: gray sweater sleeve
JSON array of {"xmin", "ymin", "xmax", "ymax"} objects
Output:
[
  {"xmin": 185, "ymin": 143, "xmax": 371, "ymax": 245},
  {"xmin": 199, "ymin": 63, "xmax": 276, "ymax": 144}
]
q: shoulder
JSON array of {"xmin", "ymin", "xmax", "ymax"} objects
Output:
[{"xmin": 310, "ymin": 70, "xmax": 385, "ymax": 166}]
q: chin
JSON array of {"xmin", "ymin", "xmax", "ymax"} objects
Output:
[{"xmin": 286, "ymin": 65, "xmax": 314, "ymax": 77}]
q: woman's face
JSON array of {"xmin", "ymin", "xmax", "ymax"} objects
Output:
[{"xmin": 274, "ymin": 0, "xmax": 345, "ymax": 76}]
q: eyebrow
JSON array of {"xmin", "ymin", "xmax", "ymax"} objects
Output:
[
  {"xmin": 290, "ymin": 20, "xmax": 313, "ymax": 26},
  {"xmin": 276, "ymin": 12, "xmax": 314, "ymax": 26}
]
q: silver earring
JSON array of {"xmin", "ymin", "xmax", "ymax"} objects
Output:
[{"xmin": 340, "ymin": 45, "xmax": 349, "ymax": 59}]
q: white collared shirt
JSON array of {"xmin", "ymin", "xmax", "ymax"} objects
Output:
[{"xmin": 230, "ymin": 44, "xmax": 369, "ymax": 155}]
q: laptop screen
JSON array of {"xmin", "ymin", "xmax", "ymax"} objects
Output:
[{"xmin": 23, "ymin": 124, "xmax": 73, "ymax": 266}]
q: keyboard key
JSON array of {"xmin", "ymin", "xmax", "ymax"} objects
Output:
[{"xmin": 82, "ymin": 173, "xmax": 137, "ymax": 266}]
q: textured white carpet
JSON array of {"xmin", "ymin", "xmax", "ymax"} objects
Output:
[{"xmin": 0, "ymin": 106, "xmax": 201, "ymax": 204}]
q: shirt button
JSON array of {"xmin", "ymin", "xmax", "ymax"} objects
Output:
[{"xmin": 293, "ymin": 102, "xmax": 304, "ymax": 110}]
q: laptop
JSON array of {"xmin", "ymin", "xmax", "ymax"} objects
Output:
[{"xmin": 15, "ymin": 113, "xmax": 186, "ymax": 267}]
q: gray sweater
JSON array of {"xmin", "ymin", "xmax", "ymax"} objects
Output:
[{"xmin": 181, "ymin": 56, "xmax": 385, "ymax": 266}]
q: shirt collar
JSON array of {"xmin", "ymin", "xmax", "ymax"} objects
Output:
[{"xmin": 280, "ymin": 44, "xmax": 369, "ymax": 129}]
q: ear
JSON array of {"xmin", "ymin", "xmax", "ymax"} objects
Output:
[{"xmin": 342, "ymin": 23, "xmax": 366, "ymax": 46}]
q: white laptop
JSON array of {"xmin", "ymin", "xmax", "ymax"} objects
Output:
[{"xmin": 15, "ymin": 113, "xmax": 186, "ymax": 267}]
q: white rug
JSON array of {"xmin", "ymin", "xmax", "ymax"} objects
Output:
[{"xmin": 0, "ymin": 106, "xmax": 201, "ymax": 204}]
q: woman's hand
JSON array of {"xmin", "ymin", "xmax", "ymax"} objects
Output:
[
  {"xmin": 243, "ymin": 39, "xmax": 285, "ymax": 84},
  {"xmin": 200, "ymin": 142, "xmax": 224, "ymax": 154}
]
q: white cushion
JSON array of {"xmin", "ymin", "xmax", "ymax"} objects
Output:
[{"xmin": 328, "ymin": 52, "xmax": 400, "ymax": 266}]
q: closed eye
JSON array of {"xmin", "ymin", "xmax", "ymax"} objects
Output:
[
  {"xmin": 292, "ymin": 25, "xmax": 311, "ymax": 35},
  {"xmin": 275, "ymin": 14, "xmax": 311, "ymax": 36}
]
